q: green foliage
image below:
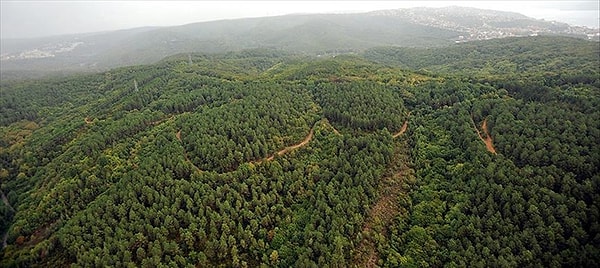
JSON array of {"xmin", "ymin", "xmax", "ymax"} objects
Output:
[
  {"xmin": 313, "ymin": 80, "xmax": 407, "ymax": 131},
  {"xmin": 365, "ymin": 36, "xmax": 600, "ymax": 79},
  {"xmin": 1, "ymin": 37, "xmax": 599, "ymax": 266},
  {"xmin": 382, "ymin": 58, "xmax": 599, "ymax": 266}
]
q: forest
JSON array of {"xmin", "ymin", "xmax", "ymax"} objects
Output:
[{"xmin": 0, "ymin": 36, "xmax": 599, "ymax": 267}]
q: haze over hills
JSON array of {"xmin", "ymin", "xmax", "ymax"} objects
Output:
[{"xmin": 1, "ymin": 6, "xmax": 598, "ymax": 78}]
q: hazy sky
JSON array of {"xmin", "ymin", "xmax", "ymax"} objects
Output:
[{"xmin": 1, "ymin": 1, "xmax": 599, "ymax": 39}]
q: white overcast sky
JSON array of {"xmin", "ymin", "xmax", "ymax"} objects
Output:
[{"xmin": 1, "ymin": 1, "xmax": 599, "ymax": 39}]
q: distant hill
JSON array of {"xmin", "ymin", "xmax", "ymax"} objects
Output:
[
  {"xmin": 1, "ymin": 6, "xmax": 598, "ymax": 78},
  {"xmin": 364, "ymin": 36, "xmax": 600, "ymax": 77}
]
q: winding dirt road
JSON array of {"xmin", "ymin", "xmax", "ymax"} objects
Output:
[
  {"xmin": 176, "ymin": 123, "xmax": 316, "ymax": 173},
  {"xmin": 175, "ymin": 113, "xmax": 409, "ymax": 175},
  {"xmin": 266, "ymin": 127, "xmax": 314, "ymax": 161}
]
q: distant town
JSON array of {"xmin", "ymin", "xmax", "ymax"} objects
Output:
[
  {"xmin": 374, "ymin": 7, "xmax": 600, "ymax": 42},
  {"xmin": 1, "ymin": 41, "xmax": 83, "ymax": 61}
]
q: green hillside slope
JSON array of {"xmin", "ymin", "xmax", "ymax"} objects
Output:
[
  {"xmin": 364, "ymin": 36, "xmax": 600, "ymax": 77},
  {"xmin": 1, "ymin": 37, "xmax": 599, "ymax": 266},
  {"xmin": 4, "ymin": 6, "xmax": 597, "ymax": 79}
]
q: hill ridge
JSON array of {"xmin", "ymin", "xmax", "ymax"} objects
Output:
[{"xmin": 2, "ymin": 6, "xmax": 597, "ymax": 79}]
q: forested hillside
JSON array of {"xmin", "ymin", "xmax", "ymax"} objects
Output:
[
  {"xmin": 364, "ymin": 36, "xmax": 599, "ymax": 78},
  {"xmin": 3, "ymin": 6, "xmax": 597, "ymax": 79},
  {"xmin": 1, "ymin": 37, "xmax": 599, "ymax": 267}
]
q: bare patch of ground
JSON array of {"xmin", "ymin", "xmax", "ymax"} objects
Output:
[
  {"xmin": 176, "ymin": 129, "xmax": 182, "ymax": 142},
  {"xmin": 471, "ymin": 115, "xmax": 497, "ymax": 154},
  {"xmin": 393, "ymin": 112, "xmax": 411, "ymax": 138}
]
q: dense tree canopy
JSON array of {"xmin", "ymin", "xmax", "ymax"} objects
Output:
[{"xmin": 1, "ymin": 36, "xmax": 598, "ymax": 266}]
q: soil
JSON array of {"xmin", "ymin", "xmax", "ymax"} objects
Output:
[
  {"xmin": 150, "ymin": 115, "xmax": 175, "ymax": 126},
  {"xmin": 481, "ymin": 119, "xmax": 497, "ymax": 154},
  {"xmin": 266, "ymin": 127, "xmax": 314, "ymax": 161},
  {"xmin": 23, "ymin": 221, "xmax": 58, "ymax": 247},
  {"xmin": 393, "ymin": 112, "xmax": 411, "ymax": 138},
  {"xmin": 392, "ymin": 112, "xmax": 410, "ymax": 138},
  {"xmin": 471, "ymin": 115, "xmax": 497, "ymax": 154},
  {"xmin": 175, "ymin": 129, "xmax": 182, "ymax": 142}
]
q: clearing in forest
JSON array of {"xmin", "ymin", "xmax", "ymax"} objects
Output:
[
  {"xmin": 175, "ymin": 129, "xmax": 182, "ymax": 142},
  {"xmin": 393, "ymin": 112, "xmax": 411, "ymax": 138},
  {"xmin": 353, "ymin": 134, "xmax": 412, "ymax": 267},
  {"xmin": 471, "ymin": 116, "xmax": 497, "ymax": 154}
]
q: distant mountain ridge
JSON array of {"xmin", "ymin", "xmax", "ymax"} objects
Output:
[{"xmin": 1, "ymin": 6, "xmax": 598, "ymax": 78}]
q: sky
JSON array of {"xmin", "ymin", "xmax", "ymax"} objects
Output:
[{"xmin": 1, "ymin": 1, "xmax": 599, "ymax": 39}]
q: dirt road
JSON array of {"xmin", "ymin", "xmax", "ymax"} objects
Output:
[
  {"xmin": 393, "ymin": 112, "xmax": 410, "ymax": 138},
  {"xmin": 266, "ymin": 127, "xmax": 314, "ymax": 161},
  {"xmin": 471, "ymin": 116, "xmax": 497, "ymax": 154}
]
